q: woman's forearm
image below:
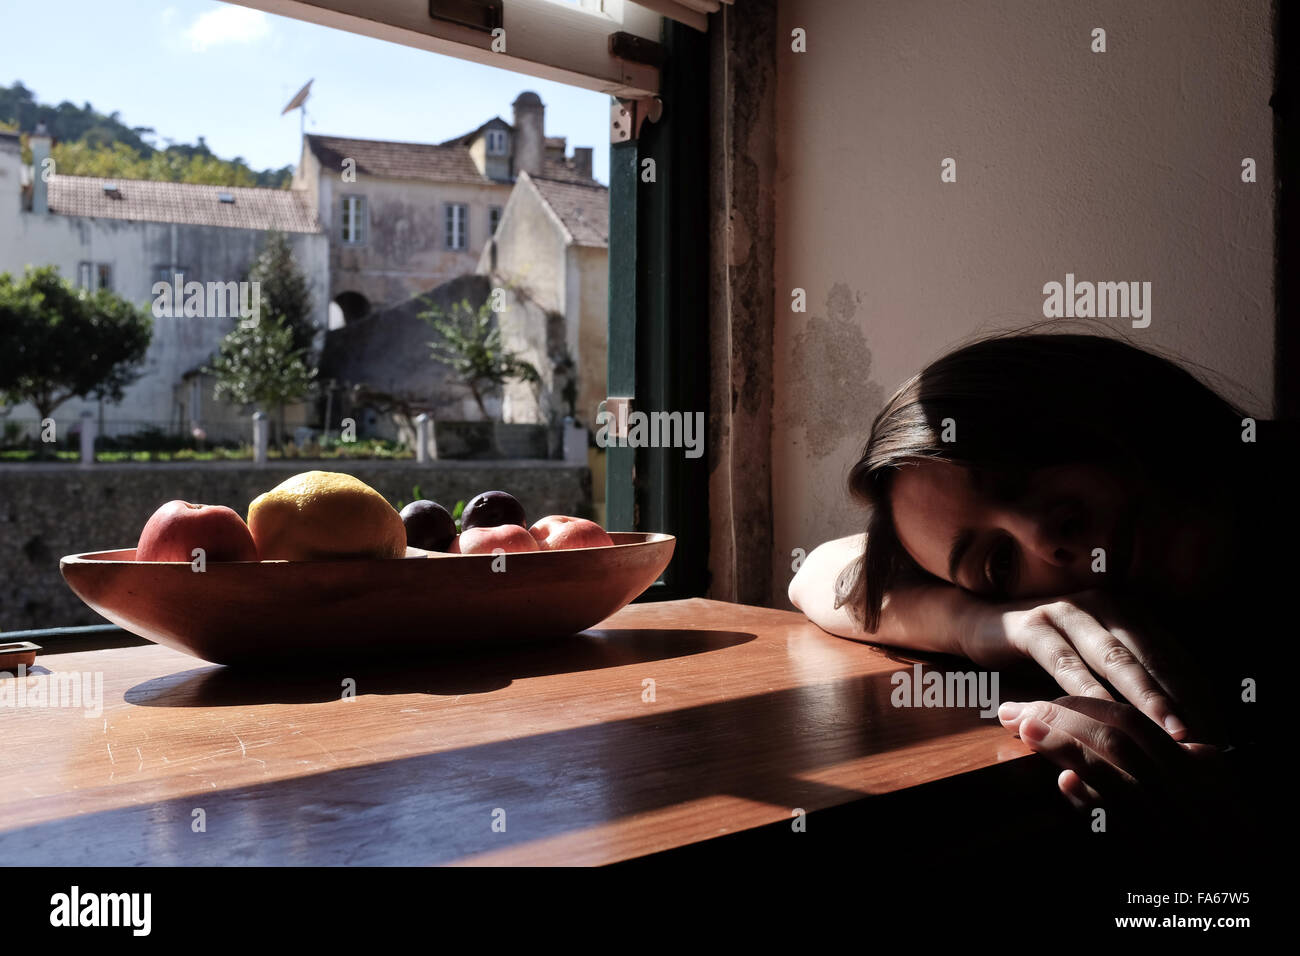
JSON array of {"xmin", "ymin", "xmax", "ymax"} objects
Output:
[{"xmin": 789, "ymin": 535, "xmax": 983, "ymax": 656}]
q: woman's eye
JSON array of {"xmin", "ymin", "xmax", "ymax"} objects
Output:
[{"xmin": 984, "ymin": 538, "xmax": 1016, "ymax": 593}]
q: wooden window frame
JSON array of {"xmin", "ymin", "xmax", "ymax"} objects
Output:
[
  {"xmin": 341, "ymin": 194, "xmax": 367, "ymax": 244},
  {"xmin": 606, "ymin": 19, "xmax": 710, "ymax": 601},
  {"xmin": 446, "ymin": 202, "xmax": 469, "ymax": 250}
]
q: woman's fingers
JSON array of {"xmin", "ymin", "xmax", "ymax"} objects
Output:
[
  {"xmin": 1005, "ymin": 605, "xmax": 1115, "ymax": 702},
  {"xmin": 998, "ymin": 698, "xmax": 1173, "ymax": 805},
  {"xmin": 1057, "ymin": 769, "xmax": 1102, "ymax": 809},
  {"xmin": 1040, "ymin": 695, "xmax": 1186, "ymax": 765},
  {"xmin": 1005, "ymin": 599, "xmax": 1188, "ymax": 738},
  {"xmin": 1041, "ymin": 600, "xmax": 1189, "ymax": 739},
  {"xmin": 1052, "ymin": 697, "xmax": 1236, "ymax": 800}
]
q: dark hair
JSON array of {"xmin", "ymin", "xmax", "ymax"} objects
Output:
[{"xmin": 838, "ymin": 327, "xmax": 1248, "ymax": 632}]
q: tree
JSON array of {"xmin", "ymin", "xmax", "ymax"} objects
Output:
[
  {"xmin": 420, "ymin": 297, "xmax": 540, "ymax": 420},
  {"xmin": 2, "ymin": 82, "xmax": 292, "ymax": 186},
  {"xmin": 0, "ymin": 265, "xmax": 152, "ymax": 422},
  {"xmin": 247, "ymin": 231, "xmax": 316, "ymax": 354},
  {"xmin": 206, "ymin": 315, "xmax": 316, "ymax": 449}
]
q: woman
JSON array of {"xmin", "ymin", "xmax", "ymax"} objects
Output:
[{"xmin": 789, "ymin": 328, "xmax": 1286, "ymax": 814}]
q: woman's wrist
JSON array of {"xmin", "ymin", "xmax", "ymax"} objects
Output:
[{"xmin": 952, "ymin": 593, "xmax": 1031, "ymax": 665}]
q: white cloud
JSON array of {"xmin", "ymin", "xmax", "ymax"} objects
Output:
[{"xmin": 184, "ymin": 7, "xmax": 272, "ymax": 53}]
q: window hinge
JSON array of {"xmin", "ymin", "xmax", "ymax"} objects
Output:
[{"xmin": 611, "ymin": 97, "xmax": 663, "ymax": 144}]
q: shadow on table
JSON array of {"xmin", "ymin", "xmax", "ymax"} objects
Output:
[
  {"xmin": 123, "ymin": 627, "xmax": 757, "ymax": 706},
  {"xmin": 1, "ymin": 664, "xmax": 1033, "ymax": 866}
]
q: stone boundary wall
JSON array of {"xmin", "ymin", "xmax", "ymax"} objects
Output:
[{"xmin": 0, "ymin": 460, "xmax": 591, "ymax": 631}]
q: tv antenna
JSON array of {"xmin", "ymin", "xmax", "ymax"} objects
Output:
[{"xmin": 281, "ymin": 79, "xmax": 314, "ymax": 141}]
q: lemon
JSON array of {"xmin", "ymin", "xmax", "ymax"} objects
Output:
[{"xmin": 247, "ymin": 471, "xmax": 406, "ymax": 560}]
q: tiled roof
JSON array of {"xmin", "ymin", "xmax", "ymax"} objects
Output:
[
  {"xmin": 437, "ymin": 119, "xmax": 561, "ymax": 151},
  {"xmin": 46, "ymin": 176, "xmax": 321, "ymax": 232},
  {"xmin": 439, "ymin": 118, "xmax": 508, "ymax": 147},
  {"xmin": 528, "ymin": 174, "xmax": 608, "ymax": 248},
  {"xmin": 307, "ymin": 134, "xmax": 488, "ymax": 186},
  {"xmin": 538, "ymin": 158, "xmax": 599, "ymax": 186},
  {"xmin": 317, "ymin": 132, "xmax": 600, "ymax": 187}
]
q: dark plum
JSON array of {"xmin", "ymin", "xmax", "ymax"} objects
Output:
[
  {"xmin": 460, "ymin": 490, "xmax": 526, "ymax": 531},
  {"xmin": 399, "ymin": 500, "xmax": 457, "ymax": 551}
]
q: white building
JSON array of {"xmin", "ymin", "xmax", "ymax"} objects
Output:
[
  {"xmin": 0, "ymin": 128, "xmax": 329, "ymax": 442},
  {"xmin": 294, "ymin": 91, "xmax": 600, "ymax": 327}
]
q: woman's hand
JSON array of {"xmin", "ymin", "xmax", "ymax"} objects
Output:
[
  {"xmin": 959, "ymin": 588, "xmax": 1202, "ymax": 740},
  {"xmin": 996, "ymin": 696, "xmax": 1231, "ymax": 811},
  {"xmin": 792, "ymin": 543, "xmax": 1212, "ymax": 739}
]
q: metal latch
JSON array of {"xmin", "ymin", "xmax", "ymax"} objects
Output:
[{"xmin": 601, "ymin": 397, "xmax": 634, "ymax": 438}]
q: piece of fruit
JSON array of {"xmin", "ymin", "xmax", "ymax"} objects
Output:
[
  {"xmin": 136, "ymin": 501, "xmax": 258, "ymax": 563},
  {"xmin": 400, "ymin": 500, "xmax": 456, "ymax": 551},
  {"xmin": 460, "ymin": 490, "xmax": 526, "ymax": 531},
  {"xmin": 247, "ymin": 471, "xmax": 406, "ymax": 561},
  {"xmin": 529, "ymin": 515, "xmax": 614, "ymax": 551},
  {"xmin": 458, "ymin": 525, "xmax": 540, "ymax": 555}
]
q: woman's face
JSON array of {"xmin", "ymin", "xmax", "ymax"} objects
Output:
[{"xmin": 889, "ymin": 459, "xmax": 1140, "ymax": 600}]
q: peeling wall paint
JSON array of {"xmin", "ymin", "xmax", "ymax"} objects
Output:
[{"xmin": 779, "ymin": 283, "xmax": 885, "ymax": 458}]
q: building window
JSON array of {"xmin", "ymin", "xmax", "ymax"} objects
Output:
[
  {"xmin": 341, "ymin": 195, "xmax": 367, "ymax": 244},
  {"xmin": 489, "ymin": 205, "xmax": 504, "ymax": 236},
  {"xmin": 446, "ymin": 203, "xmax": 468, "ymax": 250},
  {"xmin": 78, "ymin": 261, "xmax": 113, "ymax": 291},
  {"xmin": 486, "ymin": 129, "xmax": 508, "ymax": 155}
]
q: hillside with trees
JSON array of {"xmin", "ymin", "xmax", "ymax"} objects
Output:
[{"xmin": 0, "ymin": 81, "xmax": 292, "ymax": 188}]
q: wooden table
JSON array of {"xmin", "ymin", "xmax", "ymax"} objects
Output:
[{"xmin": 0, "ymin": 598, "xmax": 1034, "ymax": 865}]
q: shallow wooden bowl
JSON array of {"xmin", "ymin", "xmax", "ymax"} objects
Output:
[{"xmin": 60, "ymin": 532, "xmax": 675, "ymax": 666}]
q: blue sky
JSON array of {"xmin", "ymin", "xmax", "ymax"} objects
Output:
[{"xmin": 1, "ymin": 0, "xmax": 611, "ymax": 183}]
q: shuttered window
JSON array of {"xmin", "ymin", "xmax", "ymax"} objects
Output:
[{"xmin": 446, "ymin": 203, "xmax": 468, "ymax": 250}]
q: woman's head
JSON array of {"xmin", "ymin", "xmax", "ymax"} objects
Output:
[{"xmin": 842, "ymin": 330, "xmax": 1246, "ymax": 630}]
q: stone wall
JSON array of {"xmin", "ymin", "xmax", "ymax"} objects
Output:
[{"xmin": 0, "ymin": 460, "xmax": 591, "ymax": 631}]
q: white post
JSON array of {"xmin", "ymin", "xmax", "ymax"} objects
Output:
[
  {"xmin": 563, "ymin": 416, "xmax": 587, "ymax": 463},
  {"xmin": 252, "ymin": 411, "xmax": 268, "ymax": 465},
  {"xmin": 79, "ymin": 410, "xmax": 96, "ymax": 465},
  {"xmin": 415, "ymin": 413, "xmax": 430, "ymax": 463}
]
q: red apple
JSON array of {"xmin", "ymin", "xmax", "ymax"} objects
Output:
[
  {"xmin": 528, "ymin": 515, "xmax": 614, "ymax": 551},
  {"xmin": 457, "ymin": 525, "xmax": 540, "ymax": 555},
  {"xmin": 136, "ymin": 500, "xmax": 259, "ymax": 562}
]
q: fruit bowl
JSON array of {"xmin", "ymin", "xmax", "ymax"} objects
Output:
[{"xmin": 60, "ymin": 533, "xmax": 675, "ymax": 666}]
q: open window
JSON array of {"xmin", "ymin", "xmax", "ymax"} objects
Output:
[{"xmin": 232, "ymin": 0, "xmax": 716, "ymax": 598}]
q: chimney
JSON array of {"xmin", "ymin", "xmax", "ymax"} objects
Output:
[
  {"xmin": 573, "ymin": 147, "xmax": 593, "ymax": 180},
  {"xmin": 512, "ymin": 91, "xmax": 545, "ymax": 179},
  {"xmin": 29, "ymin": 122, "xmax": 51, "ymax": 215}
]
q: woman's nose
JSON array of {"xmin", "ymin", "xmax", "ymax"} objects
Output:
[{"xmin": 1009, "ymin": 502, "xmax": 1087, "ymax": 568}]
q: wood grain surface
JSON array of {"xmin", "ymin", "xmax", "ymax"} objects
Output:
[{"xmin": 0, "ymin": 599, "xmax": 1032, "ymax": 865}]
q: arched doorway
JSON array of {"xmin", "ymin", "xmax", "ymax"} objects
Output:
[{"xmin": 333, "ymin": 291, "xmax": 371, "ymax": 325}]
